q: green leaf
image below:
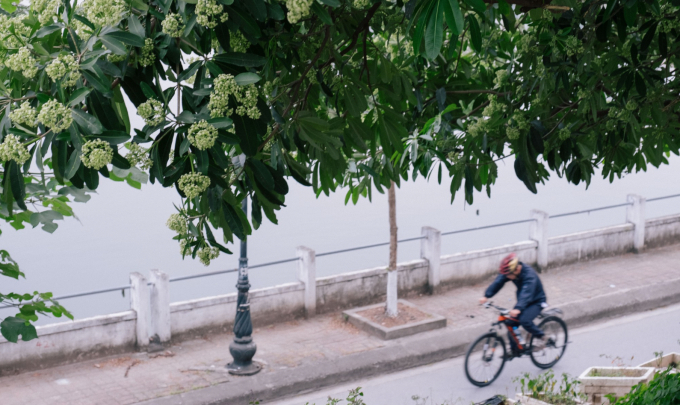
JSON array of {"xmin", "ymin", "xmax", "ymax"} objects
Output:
[
  {"xmin": 227, "ymin": 6, "xmax": 262, "ymax": 38},
  {"xmin": 311, "ymin": 2, "xmax": 333, "ymax": 25},
  {"xmin": 213, "ymin": 52, "xmax": 267, "ymax": 67},
  {"xmin": 93, "ymin": 130, "xmax": 131, "ymax": 145},
  {"xmin": 249, "ymin": 159, "xmax": 275, "ymax": 190},
  {"xmin": 425, "ymin": 0, "xmax": 445, "ymax": 60},
  {"xmin": 635, "ymin": 72, "xmax": 646, "ymax": 97},
  {"xmin": 0, "ymin": 0, "xmax": 16, "ymax": 13},
  {"xmin": 232, "ymin": 115, "xmax": 260, "ymax": 156},
  {"xmin": 463, "ymin": 0, "xmax": 486, "ymax": 14},
  {"xmin": 72, "ymin": 110, "xmax": 104, "ymax": 135},
  {"xmin": 104, "ymin": 31, "xmax": 145, "ymax": 48},
  {"xmin": 64, "ymin": 149, "xmax": 82, "ymax": 180},
  {"xmin": 467, "ymin": 15, "xmax": 482, "ymax": 52},
  {"xmin": 35, "ymin": 24, "xmax": 63, "ymax": 38},
  {"xmin": 9, "ymin": 161, "xmax": 26, "ymax": 211},
  {"xmin": 243, "ymin": 0, "xmax": 267, "ymax": 21},
  {"xmin": 69, "ymin": 88, "xmax": 92, "ymax": 107},
  {"xmin": 99, "ymin": 35, "xmax": 127, "ymax": 55},
  {"xmin": 318, "ymin": 0, "xmax": 340, "ymax": 6},
  {"xmin": 234, "ymin": 72, "xmax": 262, "ymax": 85},
  {"xmin": 443, "ymin": 0, "xmax": 464, "ymax": 35},
  {"xmin": 178, "ymin": 60, "xmax": 202, "ymax": 82},
  {"xmin": 128, "ymin": 16, "xmax": 145, "ymax": 38},
  {"xmin": 207, "ymin": 116, "xmax": 233, "ymax": 129},
  {"xmin": 1, "ymin": 317, "xmax": 37, "ymax": 343},
  {"xmin": 344, "ymin": 85, "xmax": 368, "ymax": 117}
]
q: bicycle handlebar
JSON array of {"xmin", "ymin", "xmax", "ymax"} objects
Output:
[{"xmin": 483, "ymin": 301, "xmax": 510, "ymax": 315}]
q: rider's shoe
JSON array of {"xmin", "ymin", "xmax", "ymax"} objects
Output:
[{"xmin": 532, "ymin": 336, "xmax": 548, "ymax": 352}]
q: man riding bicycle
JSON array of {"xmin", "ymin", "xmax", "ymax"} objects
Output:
[{"xmin": 479, "ymin": 253, "xmax": 548, "ymax": 354}]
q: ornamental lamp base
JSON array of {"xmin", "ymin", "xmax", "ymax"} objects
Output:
[{"xmin": 227, "ymin": 337, "xmax": 262, "ymax": 376}]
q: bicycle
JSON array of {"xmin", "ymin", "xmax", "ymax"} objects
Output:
[{"xmin": 464, "ymin": 301, "xmax": 568, "ymax": 387}]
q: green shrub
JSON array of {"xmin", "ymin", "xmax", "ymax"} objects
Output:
[{"xmin": 608, "ymin": 368, "xmax": 680, "ymax": 405}]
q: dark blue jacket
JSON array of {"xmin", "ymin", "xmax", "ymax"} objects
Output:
[{"xmin": 484, "ymin": 262, "xmax": 546, "ymax": 311}]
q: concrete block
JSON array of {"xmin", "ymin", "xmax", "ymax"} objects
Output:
[
  {"xmin": 421, "ymin": 226, "xmax": 441, "ymax": 292},
  {"xmin": 627, "ymin": 194, "xmax": 646, "ymax": 253},
  {"xmin": 149, "ymin": 269, "xmax": 171, "ymax": 344},
  {"xmin": 530, "ymin": 210, "xmax": 549, "ymax": 270},
  {"xmin": 637, "ymin": 352, "xmax": 680, "ymax": 369},
  {"xmin": 579, "ymin": 367, "xmax": 654, "ymax": 404},
  {"xmin": 343, "ymin": 299, "xmax": 446, "ymax": 340},
  {"xmin": 297, "ymin": 246, "xmax": 316, "ymax": 317},
  {"xmin": 129, "ymin": 272, "xmax": 150, "ymax": 349}
]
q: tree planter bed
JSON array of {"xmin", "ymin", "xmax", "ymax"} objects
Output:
[
  {"xmin": 507, "ymin": 394, "xmax": 590, "ymax": 405},
  {"xmin": 637, "ymin": 352, "xmax": 680, "ymax": 371},
  {"xmin": 578, "ymin": 367, "xmax": 654, "ymax": 404}
]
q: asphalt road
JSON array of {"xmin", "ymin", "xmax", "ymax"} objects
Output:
[{"xmin": 266, "ymin": 303, "xmax": 680, "ymax": 405}]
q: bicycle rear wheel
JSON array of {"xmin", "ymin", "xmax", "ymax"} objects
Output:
[
  {"xmin": 464, "ymin": 332, "xmax": 507, "ymax": 387},
  {"xmin": 530, "ymin": 316, "xmax": 568, "ymax": 369}
]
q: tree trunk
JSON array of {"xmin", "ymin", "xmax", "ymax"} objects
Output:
[{"xmin": 386, "ymin": 181, "xmax": 398, "ymax": 317}]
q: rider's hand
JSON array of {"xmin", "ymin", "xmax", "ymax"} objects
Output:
[
  {"xmin": 479, "ymin": 297, "xmax": 488, "ymax": 305},
  {"xmin": 509, "ymin": 309, "xmax": 521, "ymax": 318}
]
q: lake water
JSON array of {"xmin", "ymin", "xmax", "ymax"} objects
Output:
[{"xmin": 2, "ymin": 151, "xmax": 679, "ymax": 325}]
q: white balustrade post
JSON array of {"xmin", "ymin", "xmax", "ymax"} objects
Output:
[
  {"xmin": 296, "ymin": 246, "xmax": 316, "ymax": 317},
  {"xmin": 129, "ymin": 272, "xmax": 150, "ymax": 349},
  {"xmin": 149, "ymin": 269, "xmax": 171, "ymax": 344},
  {"xmin": 627, "ymin": 194, "xmax": 646, "ymax": 253},
  {"xmin": 530, "ymin": 210, "xmax": 549, "ymax": 271},
  {"xmin": 421, "ymin": 226, "xmax": 441, "ymax": 293}
]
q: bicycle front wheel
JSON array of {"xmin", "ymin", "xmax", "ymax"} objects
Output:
[
  {"xmin": 530, "ymin": 316, "xmax": 568, "ymax": 369},
  {"xmin": 464, "ymin": 332, "xmax": 507, "ymax": 387}
]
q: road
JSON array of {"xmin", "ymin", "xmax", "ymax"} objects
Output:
[{"xmin": 266, "ymin": 303, "xmax": 680, "ymax": 405}]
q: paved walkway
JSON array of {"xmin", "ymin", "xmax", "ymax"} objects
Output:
[{"xmin": 3, "ymin": 245, "xmax": 680, "ymax": 405}]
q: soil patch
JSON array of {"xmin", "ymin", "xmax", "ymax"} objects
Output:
[
  {"xmin": 588, "ymin": 368, "xmax": 647, "ymax": 377},
  {"xmin": 355, "ymin": 302, "xmax": 432, "ymax": 328}
]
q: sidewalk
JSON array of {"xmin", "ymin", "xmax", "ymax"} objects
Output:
[{"xmin": 3, "ymin": 245, "xmax": 680, "ymax": 405}]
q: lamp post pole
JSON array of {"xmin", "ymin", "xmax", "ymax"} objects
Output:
[{"xmin": 226, "ymin": 197, "xmax": 261, "ymax": 375}]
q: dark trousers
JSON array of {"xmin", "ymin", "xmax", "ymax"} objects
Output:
[{"xmin": 506, "ymin": 302, "xmax": 544, "ymax": 352}]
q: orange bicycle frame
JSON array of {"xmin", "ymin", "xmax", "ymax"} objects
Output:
[{"xmin": 498, "ymin": 314, "xmax": 524, "ymax": 351}]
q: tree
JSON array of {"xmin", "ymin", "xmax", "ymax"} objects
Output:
[{"xmin": 0, "ymin": 0, "xmax": 678, "ymax": 337}]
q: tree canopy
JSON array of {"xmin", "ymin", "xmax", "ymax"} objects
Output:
[{"xmin": 0, "ymin": 0, "xmax": 678, "ymax": 340}]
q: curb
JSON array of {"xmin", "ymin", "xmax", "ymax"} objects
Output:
[{"xmin": 138, "ymin": 278, "xmax": 680, "ymax": 405}]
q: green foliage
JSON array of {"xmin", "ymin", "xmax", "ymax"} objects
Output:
[
  {"xmin": 305, "ymin": 387, "xmax": 365, "ymax": 405},
  {"xmin": 514, "ymin": 370, "xmax": 586, "ymax": 405},
  {"xmin": 0, "ymin": 250, "xmax": 72, "ymax": 343},
  {"xmin": 608, "ymin": 368, "xmax": 680, "ymax": 404}
]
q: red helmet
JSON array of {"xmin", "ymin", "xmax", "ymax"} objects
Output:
[{"xmin": 499, "ymin": 253, "xmax": 519, "ymax": 275}]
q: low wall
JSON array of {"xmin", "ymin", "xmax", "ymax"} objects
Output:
[
  {"xmin": 440, "ymin": 240, "xmax": 538, "ymax": 288},
  {"xmin": 547, "ymin": 224, "xmax": 635, "ymax": 269},
  {"xmin": 3, "ymin": 212, "xmax": 680, "ymax": 372},
  {"xmin": 0, "ymin": 311, "xmax": 136, "ymax": 373},
  {"xmin": 645, "ymin": 214, "xmax": 680, "ymax": 248}
]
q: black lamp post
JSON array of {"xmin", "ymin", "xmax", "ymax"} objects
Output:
[{"xmin": 226, "ymin": 197, "xmax": 262, "ymax": 375}]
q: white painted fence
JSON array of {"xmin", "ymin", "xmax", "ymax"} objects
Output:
[{"xmin": 2, "ymin": 194, "xmax": 680, "ymax": 372}]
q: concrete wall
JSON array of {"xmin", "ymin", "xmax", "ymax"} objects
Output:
[
  {"xmin": 0, "ymin": 311, "xmax": 136, "ymax": 372},
  {"xmin": 4, "ymin": 211, "xmax": 680, "ymax": 372},
  {"xmin": 645, "ymin": 214, "xmax": 680, "ymax": 248},
  {"xmin": 547, "ymin": 224, "xmax": 635, "ymax": 269},
  {"xmin": 440, "ymin": 240, "xmax": 538, "ymax": 288}
]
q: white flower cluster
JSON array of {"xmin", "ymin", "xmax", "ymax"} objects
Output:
[
  {"xmin": 178, "ymin": 173, "xmax": 211, "ymax": 199},
  {"xmin": 125, "ymin": 142, "xmax": 153, "ymax": 170},
  {"xmin": 140, "ymin": 38, "xmax": 155, "ymax": 67},
  {"xmin": 188, "ymin": 120, "xmax": 218, "ymax": 150},
  {"xmin": 81, "ymin": 139, "xmax": 113, "ymax": 170},
  {"xmin": 46, "ymin": 54, "xmax": 81, "ymax": 87},
  {"xmin": 179, "ymin": 239, "xmax": 190, "ymax": 256},
  {"xmin": 7, "ymin": 48, "xmax": 38, "ymax": 79},
  {"xmin": 0, "ymin": 16, "xmax": 32, "ymax": 48},
  {"xmin": 162, "ymin": 13, "xmax": 185, "ymax": 38},
  {"xmin": 31, "ymin": 0, "xmax": 61, "ymax": 24},
  {"xmin": 197, "ymin": 246, "xmax": 219, "ymax": 266},
  {"xmin": 494, "ymin": 70, "xmax": 509, "ymax": 87},
  {"xmin": 107, "ymin": 52, "xmax": 128, "ymax": 63},
  {"xmin": 38, "ymin": 100, "xmax": 73, "ymax": 132},
  {"xmin": 196, "ymin": 0, "xmax": 228, "ymax": 28},
  {"xmin": 285, "ymin": 0, "xmax": 313, "ymax": 24},
  {"xmin": 80, "ymin": 0, "xmax": 126, "ymax": 27},
  {"xmin": 208, "ymin": 74, "xmax": 260, "ymax": 119},
  {"xmin": 565, "ymin": 36, "xmax": 584, "ymax": 57},
  {"xmin": 9, "ymin": 102, "xmax": 37, "ymax": 127},
  {"xmin": 353, "ymin": 0, "xmax": 371, "ymax": 8},
  {"xmin": 0, "ymin": 134, "xmax": 30, "ymax": 164},
  {"xmin": 230, "ymin": 30, "xmax": 250, "ymax": 53},
  {"xmin": 137, "ymin": 98, "xmax": 165, "ymax": 127},
  {"xmin": 166, "ymin": 213, "xmax": 188, "ymax": 235}
]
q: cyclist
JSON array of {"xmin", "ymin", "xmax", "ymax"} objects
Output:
[{"xmin": 479, "ymin": 253, "xmax": 547, "ymax": 355}]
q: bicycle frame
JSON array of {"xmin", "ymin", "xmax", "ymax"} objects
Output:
[{"xmin": 494, "ymin": 314, "xmax": 526, "ymax": 352}]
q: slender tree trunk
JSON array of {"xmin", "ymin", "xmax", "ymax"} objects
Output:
[{"xmin": 386, "ymin": 181, "xmax": 398, "ymax": 317}]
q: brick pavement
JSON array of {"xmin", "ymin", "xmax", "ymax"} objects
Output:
[{"xmin": 2, "ymin": 244, "xmax": 680, "ymax": 405}]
